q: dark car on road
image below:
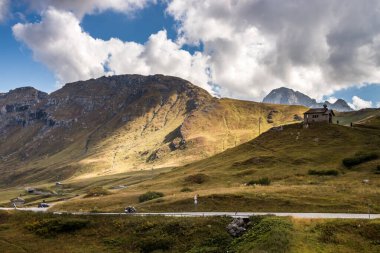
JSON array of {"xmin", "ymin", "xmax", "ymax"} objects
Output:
[
  {"xmin": 125, "ymin": 206, "xmax": 136, "ymax": 213},
  {"xmin": 38, "ymin": 203, "xmax": 50, "ymax": 208}
]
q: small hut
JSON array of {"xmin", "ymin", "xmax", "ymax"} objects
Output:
[{"xmin": 304, "ymin": 104, "xmax": 335, "ymax": 124}]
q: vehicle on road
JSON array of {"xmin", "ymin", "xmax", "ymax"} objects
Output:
[
  {"xmin": 125, "ymin": 206, "xmax": 136, "ymax": 213},
  {"xmin": 38, "ymin": 203, "xmax": 50, "ymax": 208}
]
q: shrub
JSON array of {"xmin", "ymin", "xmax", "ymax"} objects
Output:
[
  {"xmin": 180, "ymin": 187, "xmax": 193, "ymax": 192},
  {"xmin": 229, "ymin": 216, "xmax": 293, "ymax": 253},
  {"xmin": 25, "ymin": 218, "xmax": 89, "ymax": 237},
  {"xmin": 84, "ymin": 187, "xmax": 111, "ymax": 198},
  {"xmin": 103, "ymin": 237, "xmax": 127, "ymax": 248},
  {"xmin": 308, "ymin": 170, "xmax": 339, "ymax": 176},
  {"xmin": 137, "ymin": 236, "xmax": 172, "ymax": 253},
  {"xmin": 184, "ymin": 173, "xmax": 208, "ymax": 184},
  {"xmin": 358, "ymin": 223, "xmax": 380, "ymax": 244},
  {"xmin": 317, "ymin": 223, "xmax": 339, "ymax": 244},
  {"xmin": 342, "ymin": 153, "xmax": 379, "ymax": 167},
  {"xmin": 138, "ymin": 191, "xmax": 164, "ymax": 203},
  {"xmin": 247, "ymin": 177, "xmax": 271, "ymax": 186}
]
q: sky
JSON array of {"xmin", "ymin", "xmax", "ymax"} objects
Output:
[{"xmin": 1, "ymin": 0, "xmax": 380, "ymax": 110}]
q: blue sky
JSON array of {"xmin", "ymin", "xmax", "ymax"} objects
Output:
[
  {"xmin": 1, "ymin": 1, "xmax": 177, "ymax": 93},
  {"xmin": 82, "ymin": 2, "xmax": 176, "ymax": 44},
  {"xmin": 1, "ymin": 0, "xmax": 380, "ymax": 109},
  {"xmin": 0, "ymin": 16, "xmax": 56, "ymax": 92}
]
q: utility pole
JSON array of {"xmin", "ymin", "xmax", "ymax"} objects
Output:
[{"xmin": 258, "ymin": 117, "xmax": 262, "ymax": 135}]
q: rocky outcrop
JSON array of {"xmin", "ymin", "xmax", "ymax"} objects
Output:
[
  {"xmin": 0, "ymin": 87, "xmax": 49, "ymax": 129},
  {"xmin": 226, "ymin": 218, "xmax": 251, "ymax": 237}
]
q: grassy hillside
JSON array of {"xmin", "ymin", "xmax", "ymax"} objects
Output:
[
  {"xmin": 44, "ymin": 121, "xmax": 380, "ymax": 214},
  {"xmin": 335, "ymin": 108, "xmax": 380, "ymax": 126},
  {"xmin": 0, "ymin": 211, "xmax": 379, "ymax": 253},
  {"xmin": 72, "ymin": 98, "xmax": 306, "ymax": 180}
]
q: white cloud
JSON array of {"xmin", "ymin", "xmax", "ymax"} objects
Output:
[
  {"xmin": 167, "ymin": 0, "xmax": 380, "ymax": 100},
  {"xmin": 0, "ymin": 0, "xmax": 8, "ymax": 22},
  {"xmin": 326, "ymin": 97, "xmax": 338, "ymax": 104},
  {"xmin": 28, "ymin": 0, "xmax": 155, "ymax": 19},
  {"xmin": 349, "ymin": 96, "xmax": 373, "ymax": 110},
  {"xmin": 376, "ymin": 102, "xmax": 380, "ymax": 108},
  {"xmin": 13, "ymin": 8, "xmax": 212, "ymax": 93}
]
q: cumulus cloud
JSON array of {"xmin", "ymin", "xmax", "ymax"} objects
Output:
[
  {"xmin": 0, "ymin": 0, "xmax": 8, "ymax": 22},
  {"xmin": 349, "ymin": 96, "xmax": 373, "ymax": 110},
  {"xmin": 27, "ymin": 0, "xmax": 155, "ymax": 19},
  {"xmin": 12, "ymin": 0, "xmax": 380, "ymax": 101},
  {"xmin": 13, "ymin": 8, "xmax": 211, "ymax": 93},
  {"xmin": 167, "ymin": 0, "xmax": 380, "ymax": 100},
  {"xmin": 326, "ymin": 97, "xmax": 338, "ymax": 104},
  {"xmin": 377, "ymin": 102, "xmax": 380, "ymax": 108}
]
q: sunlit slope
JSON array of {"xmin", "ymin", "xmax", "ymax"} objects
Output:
[
  {"xmin": 51, "ymin": 122, "xmax": 380, "ymax": 213},
  {"xmin": 0, "ymin": 75, "xmax": 307, "ymax": 185},
  {"xmin": 180, "ymin": 99, "xmax": 306, "ymax": 159},
  {"xmin": 74, "ymin": 99, "xmax": 306, "ymax": 179}
]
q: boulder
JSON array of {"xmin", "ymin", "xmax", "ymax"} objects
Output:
[{"xmin": 226, "ymin": 218, "xmax": 250, "ymax": 237}]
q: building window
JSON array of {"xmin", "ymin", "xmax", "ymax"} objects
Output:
[{"xmin": 312, "ymin": 115, "xmax": 319, "ymax": 118}]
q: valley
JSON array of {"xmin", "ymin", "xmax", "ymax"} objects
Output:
[
  {"xmin": 0, "ymin": 76, "xmax": 378, "ymax": 217},
  {"xmin": 0, "ymin": 75, "xmax": 379, "ymax": 253}
]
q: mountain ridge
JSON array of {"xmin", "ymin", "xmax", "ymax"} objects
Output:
[{"xmin": 0, "ymin": 74, "xmax": 306, "ymax": 186}]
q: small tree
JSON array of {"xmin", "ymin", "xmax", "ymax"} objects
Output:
[{"xmin": 138, "ymin": 191, "xmax": 164, "ymax": 203}]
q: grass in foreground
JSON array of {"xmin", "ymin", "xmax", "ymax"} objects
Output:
[{"xmin": 0, "ymin": 211, "xmax": 379, "ymax": 253}]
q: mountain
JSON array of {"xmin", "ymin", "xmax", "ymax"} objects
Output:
[
  {"xmin": 262, "ymin": 87, "xmax": 317, "ymax": 107},
  {"xmin": 0, "ymin": 75, "xmax": 307, "ymax": 186},
  {"xmin": 263, "ymin": 87, "xmax": 353, "ymax": 111},
  {"xmin": 324, "ymin": 99, "xmax": 352, "ymax": 112}
]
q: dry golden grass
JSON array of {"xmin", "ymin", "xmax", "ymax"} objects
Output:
[{"xmin": 44, "ymin": 122, "xmax": 380, "ymax": 214}]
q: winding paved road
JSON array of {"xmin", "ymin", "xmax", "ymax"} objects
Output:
[{"xmin": 1, "ymin": 208, "xmax": 379, "ymax": 219}]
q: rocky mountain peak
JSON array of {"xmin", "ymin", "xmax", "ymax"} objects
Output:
[
  {"xmin": 263, "ymin": 87, "xmax": 352, "ymax": 111},
  {"xmin": 1, "ymin": 87, "xmax": 48, "ymax": 101},
  {"xmin": 263, "ymin": 87, "xmax": 317, "ymax": 107}
]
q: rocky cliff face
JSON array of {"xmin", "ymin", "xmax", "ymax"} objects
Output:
[
  {"xmin": 263, "ymin": 87, "xmax": 353, "ymax": 112},
  {"xmin": 0, "ymin": 75, "xmax": 306, "ymax": 185},
  {"xmin": 0, "ymin": 87, "xmax": 48, "ymax": 128},
  {"xmin": 263, "ymin": 87, "xmax": 317, "ymax": 107}
]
